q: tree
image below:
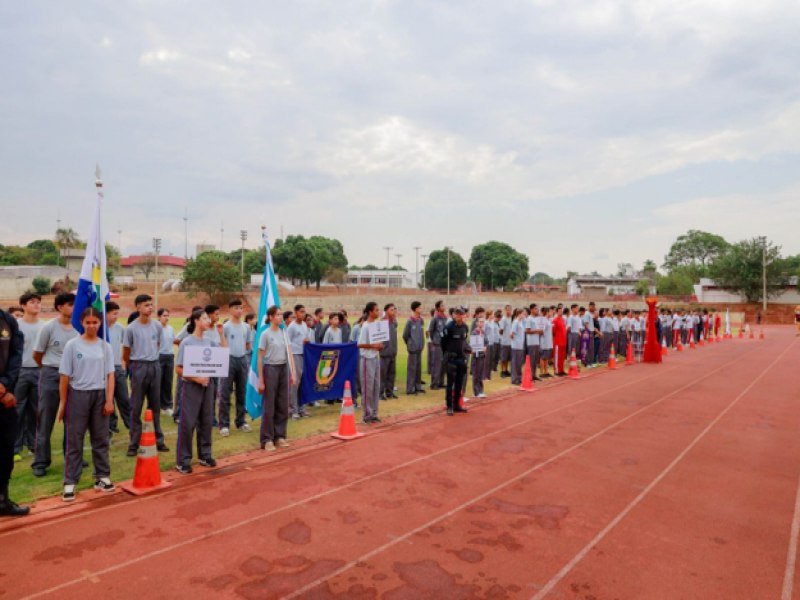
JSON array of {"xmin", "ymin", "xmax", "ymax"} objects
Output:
[
  {"xmin": 424, "ymin": 248, "xmax": 467, "ymax": 290},
  {"xmin": 54, "ymin": 228, "xmax": 84, "ymax": 251},
  {"xmin": 243, "ymin": 249, "xmax": 266, "ymax": 276},
  {"xmin": 468, "ymin": 241, "xmax": 529, "ymax": 291},
  {"xmin": 634, "ymin": 280, "xmax": 651, "ymax": 296},
  {"xmin": 663, "ymin": 230, "xmax": 729, "ymax": 276},
  {"xmin": 136, "ymin": 253, "xmax": 157, "ymax": 280},
  {"xmin": 529, "ymin": 272, "xmax": 554, "ymax": 285},
  {"xmin": 709, "ymin": 238, "xmax": 785, "ymax": 303},
  {"xmin": 27, "ymin": 239, "xmax": 58, "ymax": 265},
  {"xmin": 182, "ymin": 251, "xmax": 242, "ymax": 303},
  {"xmin": 272, "ymin": 235, "xmax": 348, "ymax": 289},
  {"xmin": 656, "ymin": 270, "xmax": 694, "ymax": 295},
  {"xmin": 31, "ymin": 277, "xmax": 51, "ymax": 295}
]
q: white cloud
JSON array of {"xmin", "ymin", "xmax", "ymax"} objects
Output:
[
  {"xmin": 139, "ymin": 48, "xmax": 181, "ymax": 65},
  {"xmin": 227, "ymin": 47, "xmax": 252, "ymax": 62}
]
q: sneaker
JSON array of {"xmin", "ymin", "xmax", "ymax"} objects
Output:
[
  {"xmin": 462, "ymin": 397, "xmax": 470, "ymax": 403},
  {"xmin": 109, "ymin": 425, "xmax": 120, "ymax": 434},
  {"xmin": 94, "ymin": 478, "xmax": 115, "ymax": 492},
  {"xmin": 313, "ymin": 401, "xmax": 321, "ymax": 407},
  {"xmin": 262, "ymin": 441, "xmax": 276, "ymax": 452},
  {"xmin": 176, "ymin": 464, "xmax": 192, "ymax": 474},
  {"xmin": 198, "ymin": 457, "xmax": 217, "ymax": 468},
  {"xmin": 237, "ymin": 423, "xmax": 252, "ymax": 433},
  {"xmin": 219, "ymin": 427, "xmax": 230, "ymax": 437},
  {"xmin": 291, "ymin": 413, "xmax": 301, "ymax": 420},
  {"xmin": 276, "ymin": 438, "xmax": 289, "ymax": 449},
  {"xmin": 126, "ymin": 447, "xmax": 137, "ymax": 457},
  {"xmin": 157, "ymin": 444, "xmax": 170, "ymax": 452},
  {"xmin": 13, "ymin": 453, "xmax": 21, "ymax": 463},
  {"xmin": 32, "ymin": 467, "xmax": 46, "ymax": 477},
  {"xmin": 300, "ymin": 410, "xmax": 312, "ymax": 418},
  {"xmin": 454, "ymin": 407, "xmax": 469, "ymax": 413},
  {"xmin": 63, "ymin": 485, "xmax": 76, "ymax": 502},
  {"xmin": 371, "ymin": 417, "xmax": 382, "ymax": 423},
  {"xmin": 447, "ymin": 407, "xmax": 454, "ymax": 416},
  {"xmin": 165, "ymin": 408, "xmax": 174, "ymax": 416},
  {"xmin": 478, "ymin": 393, "xmax": 487, "ymax": 398}
]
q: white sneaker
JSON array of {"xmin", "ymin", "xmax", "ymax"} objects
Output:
[
  {"xmin": 313, "ymin": 401, "xmax": 321, "ymax": 407},
  {"xmin": 165, "ymin": 408, "xmax": 174, "ymax": 416},
  {"xmin": 238, "ymin": 423, "xmax": 252, "ymax": 433},
  {"xmin": 63, "ymin": 484, "xmax": 76, "ymax": 502},
  {"xmin": 219, "ymin": 427, "xmax": 230, "ymax": 437},
  {"xmin": 478, "ymin": 393, "xmax": 487, "ymax": 398},
  {"xmin": 462, "ymin": 397, "xmax": 470, "ymax": 403}
]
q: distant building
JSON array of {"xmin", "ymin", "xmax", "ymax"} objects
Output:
[
  {"xmin": 694, "ymin": 277, "xmax": 800, "ymax": 304},
  {"xmin": 196, "ymin": 243, "xmax": 216, "ymax": 255},
  {"xmin": 118, "ymin": 256, "xmax": 187, "ymax": 281},
  {"xmin": 346, "ymin": 270, "xmax": 418, "ymax": 289},
  {"xmin": 59, "ymin": 248, "xmax": 86, "ymax": 278},
  {"xmin": 567, "ymin": 275, "xmax": 652, "ymax": 297}
]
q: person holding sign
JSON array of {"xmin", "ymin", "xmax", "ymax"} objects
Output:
[
  {"xmin": 174, "ymin": 309, "xmax": 227, "ymax": 473},
  {"xmin": 257, "ymin": 305, "xmax": 296, "ymax": 451},
  {"xmin": 358, "ymin": 302, "xmax": 384, "ymax": 424},
  {"xmin": 57, "ymin": 307, "xmax": 116, "ymax": 501}
]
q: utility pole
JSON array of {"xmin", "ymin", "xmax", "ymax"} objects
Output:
[
  {"xmin": 56, "ymin": 210, "xmax": 62, "ymax": 266},
  {"xmin": 117, "ymin": 225, "xmax": 122, "ymax": 255},
  {"xmin": 383, "ymin": 246, "xmax": 392, "ymax": 289},
  {"xmin": 152, "ymin": 238, "xmax": 162, "ymax": 309},
  {"xmin": 421, "ymin": 254, "xmax": 428, "ymax": 289},
  {"xmin": 761, "ymin": 236, "xmax": 768, "ymax": 316},
  {"xmin": 183, "ymin": 207, "xmax": 188, "ymax": 259},
  {"xmin": 395, "ymin": 253, "xmax": 402, "ymax": 267},
  {"xmin": 240, "ymin": 230, "xmax": 248, "ymax": 279},
  {"xmin": 413, "ymin": 246, "xmax": 421, "ymax": 289}
]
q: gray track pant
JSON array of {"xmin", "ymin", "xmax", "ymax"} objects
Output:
[
  {"xmin": 64, "ymin": 388, "xmax": 110, "ymax": 485},
  {"xmin": 109, "ymin": 366, "xmax": 132, "ymax": 432},
  {"xmin": 429, "ymin": 344, "xmax": 443, "ymax": 387},
  {"xmin": 13, "ymin": 367, "xmax": 38, "ymax": 454},
  {"xmin": 472, "ymin": 353, "xmax": 486, "ymax": 396},
  {"xmin": 32, "ymin": 366, "xmax": 60, "ymax": 470},
  {"xmin": 380, "ymin": 355, "xmax": 396, "ymax": 396},
  {"xmin": 360, "ymin": 356, "xmax": 381, "ymax": 421},
  {"xmin": 220, "ymin": 355, "xmax": 249, "ymax": 428},
  {"xmin": 261, "ymin": 363, "xmax": 290, "ymax": 444},
  {"xmin": 526, "ymin": 345, "xmax": 540, "ymax": 379},
  {"xmin": 406, "ymin": 351, "xmax": 422, "ymax": 393},
  {"xmin": 176, "ymin": 379, "xmax": 213, "ymax": 466},
  {"xmin": 290, "ymin": 354, "xmax": 303, "ymax": 414},
  {"xmin": 129, "ymin": 360, "xmax": 165, "ymax": 450}
]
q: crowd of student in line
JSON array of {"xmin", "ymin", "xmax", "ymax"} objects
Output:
[{"xmin": 0, "ymin": 291, "xmax": 724, "ymax": 512}]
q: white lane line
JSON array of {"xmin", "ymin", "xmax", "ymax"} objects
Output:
[
  {"xmin": 280, "ymin": 343, "xmax": 757, "ymax": 599},
  {"xmin": 531, "ymin": 338, "xmax": 796, "ymax": 600},
  {"xmin": 782, "ymin": 446, "xmax": 800, "ymax": 598},
  {"xmin": 19, "ymin": 362, "xmax": 685, "ymax": 599}
]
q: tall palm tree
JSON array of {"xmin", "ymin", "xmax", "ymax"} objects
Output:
[{"xmin": 54, "ymin": 227, "xmax": 82, "ymax": 251}]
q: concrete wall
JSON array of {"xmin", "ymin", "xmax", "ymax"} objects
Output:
[{"xmin": 0, "ymin": 266, "xmax": 69, "ymax": 299}]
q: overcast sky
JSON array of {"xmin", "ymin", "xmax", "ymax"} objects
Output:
[{"xmin": 1, "ymin": 1, "xmax": 799, "ymax": 277}]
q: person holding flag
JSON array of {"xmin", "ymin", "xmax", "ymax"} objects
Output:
[{"xmin": 257, "ymin": 305, "xmax": 296, "ymax": 451}]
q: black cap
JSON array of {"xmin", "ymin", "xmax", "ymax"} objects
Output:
[{"xmin": 454, "ymin": 306, "xmax": 466, "ymax": 314}]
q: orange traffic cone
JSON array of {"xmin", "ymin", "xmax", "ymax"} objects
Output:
[
  {"xmin": 689, "ymin": 331, "xmax": 696, "ymax": 349},
  {"xmin": 520, "ymin": 356, "xmax": 535, "ymax": 392},
  {"xmin": 749, "ymin": 326, "xmax": 755, "ymax": 340},
  {"xmin": 698, "ymin": 332, "xmax": 704, "ymax": 347},
  {"xmin": 568, "ymin": 348, "xmax": 580, "ymax": 380},
  {"xmin": 629, "ymin": 339, "xmax": 638, "ymax": 363},
  {"xmin": 759, "ymin": 329, "xmax": 765, "ymax": 340},
  {"xmin": 332, "ymin": 381, "xmax": 364, "ymax": 440},
  {"xmin": 121, "ymin": 410, "xmax": 170, "ymax": 496},
  {"xmin": 717, "ymin": 332, "xmax": 723, "ymax": 342},
  {"xmin": 660, "ymin": 337, "xmax": 668, "ymax": 358},
  {"xmin": 738, "ymin": 324, "xmax": 744, "ymax": 339},
  {"xmin": 608, "ymin": 344, "xmax": 617, "ymax": 369},
  {"xmin": 707, "ymin": 332, "xmax": 713, "ymax": 345}
]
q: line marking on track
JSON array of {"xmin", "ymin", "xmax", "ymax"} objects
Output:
[
  {"xmin": 18, "ymin": 345, "xmax": 750, "ymax": 600},
  {"xmin": 531, "ymin": 338, "xmax": 797, "ymax": 600},
  {"xmin": 279, "ymin": 343, "xmax": 761, "ymax": 599},
  {"xmin": 5, "ymin": 361, "xmax": 682, "ymax": 540},
  {"xmin": 782, "ymin": 453, "xmax": 800, "ymax": 599}
]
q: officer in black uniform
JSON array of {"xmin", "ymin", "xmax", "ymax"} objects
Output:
[
  {"xmin": 0, "ymin": 307, "xmax": 29, "ymax": 516},
  {"xmin": 441, "ymin": 306, "xmax": 471, "ymax": 416}
]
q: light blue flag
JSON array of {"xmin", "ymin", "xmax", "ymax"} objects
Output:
[
  {"xmin": 246, "ymin": 229, "xmax": 282, "ymax": 419},
  {"xmin": 72, "ymin": 181, "xmax": 110, "ymax": 339}
]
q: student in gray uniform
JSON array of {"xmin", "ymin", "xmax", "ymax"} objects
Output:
[
  {"xmin": 257, "ymin": 305, "xmax": 295, "ymax": 451},
  {"xmin": 358, "ymin": 302, "xmax": 384, "ymax": 424},
  {"xmin": 498, "ymin": 305, "xmax": 513, "ymax": 377},
  {"xmin": 31, "ymin": 292, "xmax": 77, "ymax": 477},
  {"xmin": 172, "ymin": 305, "xmax": 202, "ymax": 423},
  {"xmin": 350, "ymin": 315, "xmax": 364, "ymax": 405},
  {"xmin": 510, "ymin": 309, "xmax": 526, "ymax": 385},
  {"xmin": 13, "ymin": 292, "xmax": 43, "ymax": 459},
  {"xmin": 157, "ymin": 308, "xmax": 175, "ymax": 414},
  {"xmin": 202, "ymin": 304, "xmax": 223, "ymax": 428},
  {"xmin": 322, "ymin": 313, "xmax": 343, "ymax": 344},
  {"xmin": 286, "ymin": 305, "xmax": 310, "ymax": 419},
  {"xmin": 123, "ymin": 294, "xmax": 169, "ymax": 457},
  {"xmin": 219, "ymin": 299, "xmax": 252, "ymax": 436},
  {"xmin": 57, "ymin": 307, "xmax": 115, "ymax": 502},
  {"xmin": 339, "ymin": 310, "xmax": 351, "ymax": 345},
  {"xmin": 313, "ymin": 308, "xmax": 325, "ymax": 343},
  {"xmin": 379, "ymin": 303, "xmax": 399, "ymax": 400},
  {"xmin": 484, "ymin": 310, "xmax": 500, "ymax": 379},
  {"xmin": 403, "ymin": 301, "xmax": 426, "ymax": 395},
  {"xmin": 525, "ymin": 305, "xmax": 544, "ymax": 381},
  {"xmin": 567, "ymin": 304, "xmax": 581, "ymax": 359},
  {"xmin": 244, "ymin": 312, "xmax": 256, "ymax": 364},
  {"xmin": 105, "ymin": 302, "xmax": 131, "ymax": 434},
  {"xmin": 470, "ymin": 316, "xmax": 488, "ymax": 398},
  {"xmin": 174, "ymin": 309, "xmax": 227, "ymax": 473},
  {"xmin": 428, "ymin": 301, "xmax": 447, "ymax": 389}
]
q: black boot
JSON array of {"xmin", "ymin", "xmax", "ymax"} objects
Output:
[{"xmin": 0, "ymin": 483, "xmax": 30, "ymax": 517}]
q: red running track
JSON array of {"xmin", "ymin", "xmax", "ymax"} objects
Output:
[{"xmin": 2, "ymin": 328, "xmax": 799, "ymax": 600}]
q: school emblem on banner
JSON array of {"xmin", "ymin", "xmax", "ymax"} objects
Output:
[{"xmin": 315, "ymin": 350, "xmax": 340, "ymax": 390}]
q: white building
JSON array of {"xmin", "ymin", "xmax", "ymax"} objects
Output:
[
  {"xmin": 693, "ymin": 277, "xmax": 800, "ymax": 303},
  {"xmin": 567, "ymin": 275, "xmax": 650, "ymax": 296},
  {"xmin": 346, "ymin": 270, "xmax": 419, "ymax": 289}
]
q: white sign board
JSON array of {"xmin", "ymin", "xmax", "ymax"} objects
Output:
[
  {"xmin": 367, "ymin": 320, "xmax": 391, "ymax": 344},
  {"xmin": 470, "ymin": 334, "xmax": 485, "ymax": 353},
  {"xmin": 183, "ymin": 346, "xmax": 230, "ymax": 377}
]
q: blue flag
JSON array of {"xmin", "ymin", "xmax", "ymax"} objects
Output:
[
  {"xmin": 72, "ymin": 184, "xmax": 110, "ymax": 339},
  {"xmin": 245, "ymin": 229, "xmax": 283, "ymax": 419},
  {"xmin": 300, "ymin": 342, "xmax": 359, "ymax": 404}
]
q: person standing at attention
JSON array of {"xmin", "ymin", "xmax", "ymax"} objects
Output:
[
  {"xmin": 123, "ymin": 294, "xmax": 169, "ymax": 457},
  {"xmin": 12, "ymin": 292, "xmax": 42, "ymax": 461},
  {"xmin": 379, "ymin": 304, "xmax": 399, "ymax": 400},
  {"xmin": 105, "ymin": 302, "xmax": 131, "ymax": 435},
  {"xmin": 403, "ymin": 301, "xmax": 425, "ymax": 395},
  {"xmin": 157, "ymin": 308, "xmax": 175, "ymax": 417},
  {"xmin": 358, "ymin": 302, "xmax": 384, "ymax": 424},
  {"xmin": 219, "ymin": 299, "xmax": 252, "ymax": 436},
  {"xmin": 0, "ymin": 306, "xmax": 28, "ymax": 515}
]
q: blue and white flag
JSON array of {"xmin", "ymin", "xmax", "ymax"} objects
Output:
[
  {"xmin": 246, "ymin": 229, "xmax": 282, "ymax": 419},
  {"xmin": 72, "ymin": 186, "xmax": 109, "ymax": 337}
]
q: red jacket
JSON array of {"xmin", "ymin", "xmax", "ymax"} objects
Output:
[{"xmin": 552, "ymin": 315, "xmax": 567, "ymax": 346}]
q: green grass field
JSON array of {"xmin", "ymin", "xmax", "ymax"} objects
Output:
[{"xmin": 10, "ymin": 317, "xmax": 517, "ymax": 504}]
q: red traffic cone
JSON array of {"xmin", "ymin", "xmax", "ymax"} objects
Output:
[
  {"xmin": 332, "ymin": 381, "xmax": 364, "ymax": 440},
  {"xmin": 749, "ymin": 326, "xmax": 755, "ymax": 339},
  {"xmin": 629, "ymin": 339, "xmax": 638, "ymax": 363},
  {"xmin": 660, "ymin": 337, "xmax": 668, "ymax": 358},
  {"xmin": 458, "ymin": 393, "xmax": 466, "ymax": 409},
  {"xmin": 759, "ymin": 329, "xmax": 765, "ymax": 340},
  {"xmin": 738, "ymin": 324, "xmax": 744, "ymax": 339},
  {"xmin": 689, "ymin": 331, "xmax": 696, "ymax": 349},
  {"xmin": 677, "ymin": 337, "xmax": 683, "ymax": 352},
  {"xmin": 717, "ymin": 332, "xmax": 723, "ymax": 342},
  {"xmin": 568, "ymin": 348, "xmax": 580, "ymax": 380},
  {"xmin": 608, "ymin": 344, "xmax": 617, "ymax": 369},
  {"xmin": 520, "ymin": 356, "xmax": 535, "ymax": 392},
  {"xmin": 698, "ymin": 332, "xmax": 704, "ymax": 347},
  {"xmin": 121, "ymin": 410, "xmax": 170, "ymax": 496},
  {"xmin": 707, "ymin": 332, "xmax": 713, "ymax": 344}
]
